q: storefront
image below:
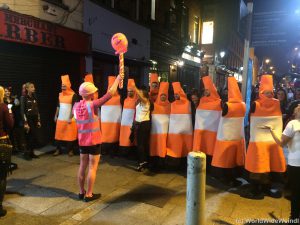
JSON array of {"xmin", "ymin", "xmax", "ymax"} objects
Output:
[
  {"xmin": 83, "ymin": 0, "xmax": 150, "ymax": 98},
  {"xmin": 0, "ymin": 9, "xmax": 90, "ymax": 144}
]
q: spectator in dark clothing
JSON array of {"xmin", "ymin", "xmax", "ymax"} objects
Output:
[
  {"xmin": 0, "ymin": 86, "xmax": 14, "ymax": 217},
  {"xmin": 189, "ymin": 89, "xmax": 200, "ymax": 128},
  {"xmin": 20, "ymin": 82, "xmax": 41, "ymax": 160},
  {"xmin": 275, "ymin": 88, "xmax": 288, "ymax": 126}
]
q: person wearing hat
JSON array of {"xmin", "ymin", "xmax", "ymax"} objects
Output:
[
  {"xmin": 244, "ymin": 75, "xmax": 286, "ymax": 199},
  {"xmin": 73, "ymin": 75, "xmax": 121, "ymax": 202},
  {"xmin": 53, "ymin": 75, "xmax": 78, "ymax": 156}
]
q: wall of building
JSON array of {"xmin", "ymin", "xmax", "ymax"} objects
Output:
[{"xmin": 0, "ymin": 0, "xmax": 83, "ymax": 31}]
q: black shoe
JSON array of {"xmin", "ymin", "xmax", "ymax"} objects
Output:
[
  {"xmin": 264, "ymin": 188, "xmax": 282, "ymax": 198},
  {"xmin": 136, "ymin": 162, "xmax": 148, "ymax": 172},
  {"xmin": 84, "ymin": 193, "xmax": 101, "ymax": 202},
  {"xmin": 240, "ymin": 186, "xmax": 264, "ymax": 200},
  {"xmin": 78, "ymin": 190, "xmax": 86, "ymax": 200},
  {"xmin": 10, "ymin": 162, "xmax": 18, "ymax": 171},
  {"xmin": 0, "ymin": 207, "xmax": 7, "ymax": 217},
  {"xmin": 31, "ymin": 153, "xmax": 39, "ymax": 158}
]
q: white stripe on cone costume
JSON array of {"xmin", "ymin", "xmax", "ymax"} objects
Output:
[
  {"xmin": 166, "ymin": 82, "xmax": 193, "ymax": 158},
  {"xmin": 150, "ymin": 82, "xmax": 171, "ymax": 158}
]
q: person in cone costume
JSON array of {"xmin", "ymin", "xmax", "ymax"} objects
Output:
[
  {"xmin": 243, "ymin": 75, "xmax": 286, "ymax": 199},
  {"xmin": 119, "ymin": 79, "xmax": 137, "ymax": 156},
  {"xmin": 73, "ymin": 76, "xmax": 121, "ymax": 202},
  {"xmin": 211, "ymin": 76, "xmax": 246, "ymax": 186},
  {"xmin": 149, "ymin": 82, "xmax": 171, "ymax": 170},
  {"xmin": 149, "ymin": 73, "xmax": 159, "ymax": 103},
  {"xmin": 53, "ymin": 75, "xmax": 78, "ymax": 156},
  {"xmin": 193, "ymin": 75, "xmax": 222, "ymax": 171},
  {"xmin": 101, "ymin": 76, "xmax": 122, "ymax": 157},
  {"xmin": 166, "ymin": 82, "xmax": 193, "ymax": 169}
]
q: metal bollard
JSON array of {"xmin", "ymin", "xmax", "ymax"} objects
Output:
[{"xmin": 186, "ymin": 151, "xmax": 206, "ymax": 225}]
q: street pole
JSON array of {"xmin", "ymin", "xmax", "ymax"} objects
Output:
[
  {"xmin": 241, "ymin": 2, "xmax": 253, "ymax": 101},
  {"xmin": 186, "ymin": 151, "xmax": 206, "ymax": 225}
]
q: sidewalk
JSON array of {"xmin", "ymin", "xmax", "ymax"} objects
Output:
[{"xmin": 0, "ymin": 152, "xmax": 290, "ymax": 225}]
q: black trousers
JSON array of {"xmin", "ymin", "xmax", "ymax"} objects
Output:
[
  {"xmin": 288, "ymin": 165, "xmax": 300, "ymax": 220},
  {"xmin": 55, "ymin": 140, "xmax": 76, "ymax": 153},
  {"xmin": 25, "ymin": 116, "xmax": 41, "ymax": 154},
  {"xmin": 135, "ymin": 120, "xmax": 151, "ymax": 164}
]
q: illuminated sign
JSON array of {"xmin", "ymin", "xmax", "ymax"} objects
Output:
[
  {"xmin": 202, "ymin": 21, "xmax": 214, "ymax": 44},
  {"xmin": 182, "ymin": 52, "xmax": 201, "ymax": 63}
]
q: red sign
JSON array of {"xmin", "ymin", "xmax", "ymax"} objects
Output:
[{"xmin": 0, "ymin": 9, "xmax": 90, "ymax": 54}]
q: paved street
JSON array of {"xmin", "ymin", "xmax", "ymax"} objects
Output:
[{"xmin": 0, "ymin": 149, "xmax": 290, "ymax": 225}]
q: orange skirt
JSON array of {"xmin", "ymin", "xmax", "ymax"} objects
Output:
[
  {"xmin": 167, "ymin": 134, "xmax": 193, "ymax": 158},
  {"xmin": 193, "ymin": 130, "xmax": 217, "ymax": 156},
  {"xmin": 211, "ymin": 139, "xmax": 245, "ymax": 168},
  {"xmin": 245, "ymin": 142, "xmax": 286, "ymax": 173}
]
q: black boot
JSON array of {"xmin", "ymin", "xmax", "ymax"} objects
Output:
[{"xmin": 240, "ymin": 184, "xmax": 264, "ymax": 200}]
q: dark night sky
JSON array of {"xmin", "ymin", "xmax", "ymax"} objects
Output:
[{"xmin": 252, "ymin": 0, "xmax": 300, "ymax": 76}]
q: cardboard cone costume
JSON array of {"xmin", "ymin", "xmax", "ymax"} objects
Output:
[
  {"xmin": 212, "ymin": 77, "xmax": 246, "ymax": 168},
  {"xmin": 55, "ymin": 75, "xmax": 77, "ymax": 141},
  {"xmin": 119, "ymin": 79, "xmax": 137, "ymax": 147},
  {"xmin": 149, "ymin": 73, "xmax": 159, "ymax": 103},
  {"xmin": 245, "ymin": 75, "xmax": 286, "ymax": 173},
  {"xmin": 193, "ymin": 76, "xmax": 222, "ymax": 156},
  {"xmin": 150, "ymin": 82, "xmax": 171, "ymax": 157},
  {"xmin": 166, "ymin": 82, "xmax": 193, "ymax": 158},
  {"xmin": 101, "ymin": 76, "xmax": 122, "ymax": 143}
]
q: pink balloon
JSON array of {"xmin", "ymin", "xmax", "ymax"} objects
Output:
[{"xmin": 111, "ymin": 33, "xmax": 128, "ymax": 54}]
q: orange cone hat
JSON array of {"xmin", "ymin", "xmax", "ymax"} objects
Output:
[{"xmin": 228, "ymin": 77, "xmax": 242, "ymax": 103}]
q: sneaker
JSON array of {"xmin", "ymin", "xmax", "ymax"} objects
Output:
[
  {"xmin": 0, "ymin": 207, "xmax": 7, "ymax": 217},
  {"xmin": 53, "ymin": 150, "xmax": 60, "ymax": 156},
  {"xmin": 68, "ymin": 151, "xmax": 74, "ymax": 157},
  {"xmin": 84, "ymin": 193, "xmax": 101, "ymax": 202}
]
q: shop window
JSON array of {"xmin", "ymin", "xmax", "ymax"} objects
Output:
[
  {"xmin": 181, "ymin": 5, "xmax": 189, "ymax": 42},
  {"xmin": 202, "ymin": 21, "xmax": 214, "ymax": 44}
]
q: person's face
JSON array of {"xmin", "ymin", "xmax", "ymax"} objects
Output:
[
  {"xmin": 61, "ymin": 84, "xmax": 67, "ymax": 91},
  {"xmin": 151, "ymin": 82, "xmax": 159, "ymax": 91},
  {"xmin": 277, "ymin": 90, "xmax": 285, "ymax": 101},
  {"xmin": 27, "ymin": 84, "xmax": 35, "ymax": 94},
  {"xmin": 296, "ymin": 90, "xmax": 300, "ymax": 100},
  {"xmin": 160, "ymin": 93, "xmax": 167, "ymax": 102},
  {"xmin": 204, "ymin": 89, "xmax": 210, "ymax": 97},
  {"xmin": 191, "ymin": 94, "xmax": 199, "ymax": 106},
  {"xmin": 263, "ymin": 90, "xmax": 273, "ymax": 98},
  {"xmin": 174, "ymin": 93, "xmax": 180, "ymax": 100},
  {"xmin": 294, "ymin": 105, "xmax": 300, "ymax": 119},
  {"xmin": 4, "ymin": 88, "xmax": 11, "ymax": 98},
  {"xmin": 127, "ymin": 88, "xmax": 134, "ymax": 98}
]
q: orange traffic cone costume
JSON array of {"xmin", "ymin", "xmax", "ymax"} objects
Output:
[
  {"xmin": 166, "ymin": 82, "xmax": 193, "ymax": 158},
  {"xmin": 119, "ymin": 79, "xmax": 137, "ymax": 147},
  {"xmin": 149, "ymin": 73, "xmax": 159, "ymax": 103},
  {"xmin": 212, "ymin": 77, "xmax": 246, "ymax": 168},
  {"xmin": 55, "ymin": 75, "xmax": 77, "ymax": 141},
  {"xmin": 101, "ymin": 76, "xmax": 122, "ymax": 143},
  {"xmin": 245, "ymin": 75, "xmax": 286, "ymax": 173},
  {"xmin": 193, "ymin": 76, "xmax": 222, "ymax": 156},
  {"xmin": 150, "ymin": 82, "xmax": 171, "ymax": 157}
]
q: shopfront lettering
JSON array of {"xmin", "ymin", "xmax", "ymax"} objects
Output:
[
  {"xmin": 0, "ymin": 9, "xmax": 90, "ymax": 54},
  {"xmin": 3, "ymin": 23, "xmax": 65, "ymax": 48}
]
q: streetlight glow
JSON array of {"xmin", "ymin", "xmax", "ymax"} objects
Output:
[
  {"xmin": 269, "ymin": 66, "xmax": 274, "ymax": 70},
  {"xmin": 177, "ymin": 60, "xmax": 184, "ymax": 67},
  {"xmin": 265, "ymin": 59, "xmax": 270, "ymax": 64},
  {"xmin": 295, "ymin": 47, "xmax": 299, "ymax": 51},
  {"xmin": 220, "ymin": 51, "xmax": 226, "ymax": 58}
]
